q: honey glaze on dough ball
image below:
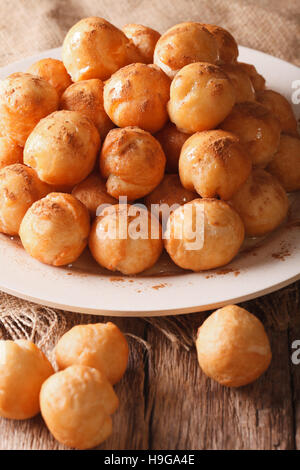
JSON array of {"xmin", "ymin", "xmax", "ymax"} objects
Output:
[
  {"xmin": 168, "ymin": 62, "xmax": 235, "ymax": 134},
  {"xmin": 0, "ymin": 136, "xmax": 23, "ymax": 170},
  {"xmin": 0, "ymin": 340, "xmax": 54, "ymax": 420},
  {"xmin": 27, "ymin": 58, "xmax": 72, "ymax": 98},
  {"xmin": 220, "ymin": 101, "xmax": 281, "ymax": 167},
  {"xmin": 55, "ymin": 322, "xmax": 129, "ymax": 385},
  {"xmin": 122, "ymin": 24, "xmax": 161, "ymax": 64},
  {"xmin": 238, "ymin": 62, "xmax": 266, "ymax": 92},
  {"xmin": 154, "ymin": 22, "xmax": 218, "ymax": 79},
  {"xmin": 40, "ymin": 365, "xmax": 119, "ymax": 450},
  {"xmin": 155, "ymin": 122, "xmax": 191, "ymax": 173},
  {"xmin": 230, "ymin": 169, "xmax": 289, "ymax": 237},
  {"xmin": 62, "ymin": 17, "xmax": 133, "ymax": 82},
  {"xmin": 104, "ymin": 63, "xmax": 170, "ymax": 133},
  {"xmin": 220, "ymin": 63, "xmax": 255, "ymax": 103},
  {"xmin": 0, "ymin": 73, "xmax": 59, "ymax": 146},
  {"xmin": 204, "ymin": 24, "xmax": 239, "ymax": 64},
  {"xmin": 89, "ymin": 204, "xmax": 163, "ymax": 275},
  {"xmin": 19, "ymin": 193, "xmax": 90, "ymax": 266},
  {"xmin": 256, "ymin": 89, "xmax": 298, "ymax": 136},
  {"xmin": 164, "ymin": 198, "xmax": 244, "ymax": 271},
  {"xmin": 72, "ymin": 173, "xmax": 116, "ymax": 218},
  {"xmin": 60, "ymin": 79, "xmax": 114, "ymax": 140},
  {"xmin": 24, "ymin": 110, "xmax": 100, "ymax": 186},
  {"xmin": 196, "ymin": 305, "xmax": 272, "ymax": 387},
  {"xmin": 100, "ymin": 127, "xmax": 166, "ymax": 200},
  {"xmin": 179, "ymin": 130, "xmax": 252, "ymax": 200},
  {"xmin": 267, "ymin": 134, "xmax": 300, "ymax": 192},
  {"xmin": 0, "ymin": 164, "xmax": 49, "ymax": 235}
]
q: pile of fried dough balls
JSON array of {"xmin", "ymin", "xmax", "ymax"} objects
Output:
[
  {"xmin": 0, "ymin": 321, "xmax": 129, "ymax": 449},
  {"xmin": 0, "ymin": 17, "xmax": 299, "ymax": 274}
]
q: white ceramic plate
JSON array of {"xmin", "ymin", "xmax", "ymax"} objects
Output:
[{"xmin": 0, "ymin": 46, "xmax": 299, "ymax": 316}]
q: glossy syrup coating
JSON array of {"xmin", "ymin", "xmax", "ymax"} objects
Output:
[
  {"xmin": 220, "ymin": 63, "xmax": 255, "ymax": 103},
  {"xmin": 155, "ymin": 122, "xmax": 191, "ymax": 173},
  {"xmin": 27, "ymin": 58, "xmax": 72, "ymax": 98},
  {"xmin": 267, "ymin": 134, "xmax": 300, "ymax": 192},
  {"xmin": 0, "ymin": 136, "xmax": 23, "ymax": 170},
  {"xmin": 122, "ymin": 23, "xmax": 161, "ymax": 63},
  {"xmin": 238, "ymin": 62, "xmax": 266, "ymax": 91},
  {"xmin": 204, "ymin": 24, "xmax": 239, "ymax": 64},
  {"xmin": 256, "ymin": 89, "xmax": 298, "ymax": 136}
]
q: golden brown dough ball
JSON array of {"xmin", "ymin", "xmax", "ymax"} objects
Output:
[
  {"xmin": 168, "ymin": 62, "xmax": 235, "ymax": 134},
  {"xmin": 154, "ymin": 22, "xmax": 218, "ymax": 79},
  {"xmin": 220, "ymin": 102, "xmax": 281, "ymax": 167},
  {"xmin": 196, "ymin": 305, "xmax": 272, "ymax": 387},
  {"xmin": 55, "ymin": 322, "xmax": 129, "ymax": 385},
  {"xmin": 100, "ymin": 127, "xmax": 166, "ymax": 200},
  {"xmin": 0, "ymin": 136, "xmax": 23, "ymax": 170},
  {"xmin": 62, "ymin": 17, "xmax": 133, "ymax": 82},
  {"xmin": 122, "ymin": 23, "xmax": 161, "ymax": 63},
  {"xmin": 24, "ymin": 110, "xmax": 100, "ymax": 186},
  {"xmin": 179, "ymin": 130, "xmax": 252, "ymax": 200},
  {"xmin": 0, "ymin": 73, "xmax": 59, "ymax": 146},
  {"xmin": 103, "ymin": 63, "xmax": 170, "ymax": 133},
  {"xmin": 203, "ymin": 25, "xmax": 238, "ymax": 64},
  {"xmin": 267, "ymin": 134, "xmax": 300, "ymax": 192},
  {"xmin": 230, "ymin": 169, "xmax": 289, "ymax": 237},
  {"xmin": 164, "ymin": 198, "xmax": 244, "ymax": 271},
  {"xmin": 19, "ymin": 193, "xmax": 90, "ymax": 266},
  {"xmin": 0, "ymin": 340, "xmax": 54, "ymax": 420},
  {"xmin": 60, "ymin": 79, "xmax": 114, "ymax": 140},
  {"xmin": 256, "ymin": 89, "xmax": 298, "ymax": 136},
  {"xmin": 155, "ymin": 122, "xmax": 191, "ymax": 173},
  {"xmin": 27, "ymin": 58, "xmax": 72, "ymax": 98},
  {"xmin": 220, "ymin": 63, "xmax": 255, "ymax": 102},
  {"xmin": 72, "ymin": 173, "xmax": 116, "ymax": 218},
  {"xmin": 40, "ymin": 365, "xmax": 119, "ymax": 450},
  {"xmin": 0, "ymin": 164, "xmax": 50, "ymax": 235},
  {"xmin": 238, "ymin": 62, "xmax": 266, "ymax": 91},
  {"xmin": 89, "ymin": 204, "xmax": 163, "ymax": 275}
]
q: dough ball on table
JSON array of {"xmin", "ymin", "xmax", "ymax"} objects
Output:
[
  {"xmin": 238, "ymin": 62, "xmax": 266, "ymax": 92},
  {"xmin": 0, "ymin": 73, "xmax": 59, "ymax": 146},
  {"xmin": 104, "ymin": 63, "xmax": 170, "ymax": 133},
  {"xmin": 55, "ymin": 322, "xmax": 129, "ymax": 385},
  {"xmin": 267, "ymin": 134, "xmax": 300, "ymax": 192},
  {"xmin": 0, "ymin": 164, "xmax": 50, "ymax": 235},
  {"xmin": 122, "ymin": 24, "xmax": 161, "ymax": 63},
  {"xmin": 230, "ymin": 169, "xmax": 289, "ymax": 237},
  {"xmin": 220, "ymin": 63, "xmax": 255, "ymax": 102},
  {"xmin": 100, "ymin": 127, "xmax": 166, "ymax": 200},
  {"xmin": 154, "ymin": 22, "xmax": 218, "ymax": 79},
  {"xmin": 24, "ymin": 110, "xmax": 100, "ymax": 187},
  {"xmin": 89, "ymin": 204, "xmax": 163, "ymax": 275},
  {"xmin": 204, "ymin": 24, "xmax": 239, "ymax": 64},
  {"xmin": 0, "ymin": 340, "xmax": 54, "ymax": 420},
  {"xmin": 0, "ymin": 136, "xmax": 23, "ymax": 170},
  {"xmin": 72, "ymin": 173, "xmax": 117, "ymax": 218},
  {"xmin": 60, "ymin": 79, "xmax": 114, "ymax": 140},
  {"xmin": 19, "ymin": 192, "xmax": 90, "ymax": 266},
  {"xmin": 196, "ymin": 305, "xmax": 272, "ymax": 387},
  {"xmin": 220, "ymin": 101, "xmax": 281, "ymax": 167},
  {"xmin": 40, "ymin": 365, "xmax": 119, "ymax": 450},
  {"xmin": 155, "ymin": 122, "xmax": 191, "ymax": 173},
  {"xmin": 168, "ymin": 62, "xmax": 235, "ymax": 134},
  {"xmin": 179, "ymin": 130, "xmax": 252, "ymax": 200},
  {"xmin": 256, "ymin": 89, "xmax": 298, "ymax": 136},
  {"xmin": 164, "ymin": 198, "xmax": 244, "ymax": 271},
  {"xmin": 27, "ymin": 58, "xmax": 72, "ymax": 98}
]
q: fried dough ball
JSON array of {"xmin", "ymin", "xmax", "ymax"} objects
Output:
[
  {"xmin": 100, "ymin": 127, "xmax": 166, "ymax": 200},
  {"xmin": 0, "ymin": 136, "xmax": 23, "ymax": 170},
  {"xmin": 72, "ymin": 173, "xmax": 116, "ymax": 218},
  {"xmin": 89, "ymin": 204, "xmax": 163, "ymax": 275},
  {"xmin": 0, "ymin": 340, "xmax": 54, "ymax": 420},
  {"xmin": 204, "ymin": 24, "xmax": 239, "ymax": 64},
  {"xmin": 103, "ymin": 63, "xmax": 170, "ymax": 133},
  {"xmin": 0, "ymin": 164, "xmax": 49, "ymax": 235},
  {"xmin": 168, "ymin": 62, "xmax": 235, "ymax": 134},
  {"xmin": 179, "ymin": 130, "xmax": 252, "ymax": 200},
  {"xmin": 27, "ymin": 58, "xmax": 72, "ymax": 98},
  {"xmin": 24, "ymin": 110, "xmax": 100, "ymax": 186},
  {"xmin": 60, "ymin": 79, "xmax": 114, "ymax": 140},
  {"xmin": 19, "ymin": 193, "xmax": 90, "ymax": 266},
  {"xmin": 155, "ymin": 122, "xmax": 191, "ymax": 173},
  {"xmin": 153, "ymin": 22, "xmax": 218, "ymax": 79},
  {"xmin": 220, "ymin": 63, "xmax": 255, "ymax": 102},
  {"xmin": 122, "ymin": 24, "xmax": 160, "ymax": 63},
  {"xmin": 230, "ymin": 169, "xmax": 289, "ymax": 236},
  {"xmin": 238, "ymin": 62, "xmax": 266, "ymax": 91},
  {"xmin": 164, "ymin": 198, "xmax": 244, "ymax": 271},
  {"xmin": 0, "ymin": 73, "xmax": 59, "ymax": 146},
  {"xmin": 220, "ymin": 102, "xmax": 281, "ymax": 167},
  {"xmin": 62, "ymin": 17, "xmax": 133, "ymax": 82},
  {"xmin": 40, "ymin": 365, "xmax": 119, "ymax": 450},
  {"xmin": 256, "ymin": 89, "xmax": 298, "ymax": 136},
  {"xmin": 196, "ymin": 305, "xmax": 272, "ymax": 387},
  {"xmin": 267, "ymin": 134, "xmax": 300, "ymax": 192},
  {"xmin": 55, "ymin": 322, "xmax": 129, "ymax": 385}
]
